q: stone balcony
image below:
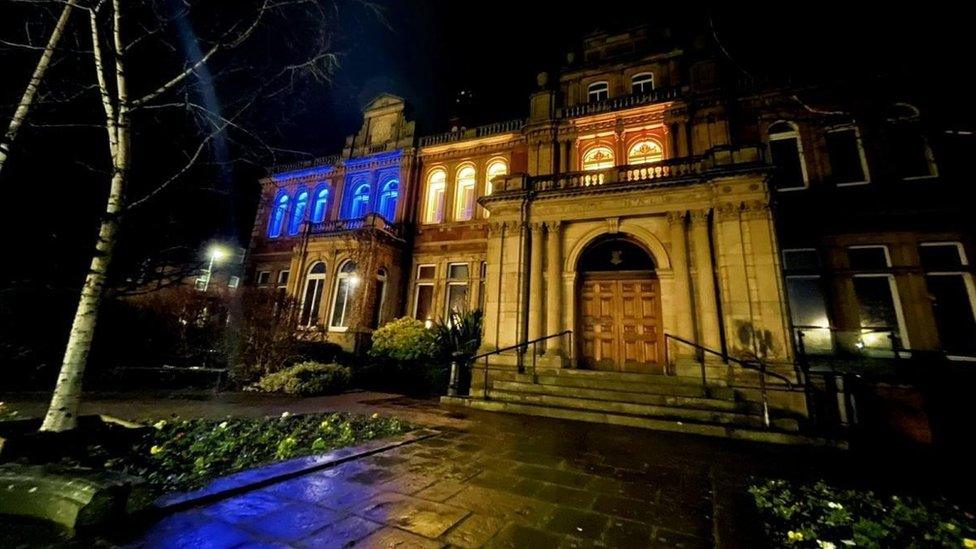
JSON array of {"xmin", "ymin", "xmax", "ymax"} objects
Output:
[
  {"xmin": 418, "ymin": 119, "xmax": 525, "ymax": 147},
  {"xmin": 306, "ymin": 213, "xmax": 405, "ymax": 241},
  {"xmin": 557, "ymin": 86, "xmax": 682, "ymax": 119},
  {"xmin": 492, "ymin": 145, "xmax": 766, "ymax": 196}
]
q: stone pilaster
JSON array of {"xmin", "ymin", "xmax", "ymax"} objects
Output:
[
  {"xmin": 691, "ymin": 208, "xmax": 722, "ymax": 352},
  {"xmin": 545, "ymin": 221, "xmax": 563, "ymax": 354},
  {"xmin": 528, "ymin": 223, "xmax": 545, "ymax": 345},
  {"xmin": 481, "ymin": 221, "xmax": 505, "ymax": 351},
  {"xmin": 667, "ymin": 211, "xmax": 695, "ymax": 351}
]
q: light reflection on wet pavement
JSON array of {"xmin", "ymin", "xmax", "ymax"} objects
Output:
[{"xmin": 130, "ymin": 408, "xmax": 821, "ymax": 548}]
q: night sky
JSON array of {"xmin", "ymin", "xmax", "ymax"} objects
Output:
[{"xmin": 0, "ymin": 1, "xmax": 971, "ymax": 293}]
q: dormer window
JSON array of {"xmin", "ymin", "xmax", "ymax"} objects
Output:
[
  {"xmin": 631, "ymin": 73, "xmax": 654, "ymax": 94},
  {"xmin": 587, "ymin": 81, "xmax": 609, "ymax": 103}
]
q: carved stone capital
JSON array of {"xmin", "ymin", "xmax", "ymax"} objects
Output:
[
  {"xmin": 487, "ymin": 222, "xmax": 505, "ymax": 236},
  {"xmin": 606, "ymin": 217, "xmax": 619, "ymax": 234},
  {"xmin": 544, "ymin": 220, "xmax": 562, "ymax": 233},
  {"xmin": 665, "ymin": 210, "xmax": 687, "ymax": 226},
  {"xmin": 715, "ymin": 202, "xmax": 742, "ymax": 221},
  {"xmin": 529, "ymin": 222, "xmax": 545, "ymax": 233},
  {"xmin": 741, "ymin": 199, "xmax": 771, "ymax": 220},
  {"xmin": 689, "ymin": 208, "xmax": 711, "ymax": 223}
]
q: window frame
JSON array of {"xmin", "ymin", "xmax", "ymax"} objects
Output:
[
  {"xmin": 767, "ymin": 121, "xmax": 810, "ymax": 192},
  {"xmin": 377, "ymin": 178, "xmax": 398, "ymax": 221},
  {"xmin": 631, "ymin": 72, "xmax": 654, "ymax": 94},
  {"xmin": 454, "ymin": 164, "xmax": 477, "ymax": 222},
  {"xmin": 348, "ymin": 182, "xmax": 371, "ymax": 219},
  {"xmin": 256, "ymin": 271, "xmax": 272, "ymax": 285},
  {"xmin": 267, "ymin": 192, "xmax": 289, "ymax": 238},
  {"xmin": 298, "ymin": 261, "xmax": 327, "ymax": 328},
  {"xmin": 277, "ymin": 269, "xmax": 290, "ymax": 289},
  {"xmin": 445, "ymin": 261, "xmax": 470, "ymax": 320},
  {"xmin": 288, "ymin": 188, "xmax": 309, "ymax": 236},
  {"xmin": 423, "ymin": 168, "xmax": 447, "ymax": 224},
  {"xmin": 826, "ymin": 125, "xmax": 871, "ymax": 187},
  {"xmin": 328, "ymin": 260, "xmax": 358, "ymax": 332},
  {"xmin": 626, "ymin": 138, "xmax": 664, "ymax": 165},
  {"xmin": 587, "ymin": 81, "xmax": 609, "ymax": 103},
  {"xmin": 581, "ymin": 145, "xmax": 615, "ymax": 171},
  {"xmin": 311, "ymin": 185, "xmax": 330, "ymax": 223},
  {"xmin": 919, "ymin": 242, "xmax": 976, "ymax": 360}
]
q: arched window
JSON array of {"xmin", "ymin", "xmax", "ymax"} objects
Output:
[
  {"xmin": 768, "ymin": 121, "xmax": 808, "ymax": 191},
  {"xmin": 483, "ymin": 159, "xmax": 508, "ymax": 218},
  {"xmin": 267, "ymin": 192, "xmax": 288, "ymax": 238},
  {"xmin": 582, "ymin": 146, "xmax": 615, "ymax": 171},
  {"xmin": 587, "ymin": 81, "xmax": 609, "ymax": 102},
  {"xmin": 288, "ymin": 189, "xmax": 309, "ymax": 235},
  {"xmin": 299, "ymin": 261, "xmax": 326, "ymax": 327},
  {"xmin": 311, "ymin": 185, "xmax": 330, "ymax": 223},
  {"xmin": 424, "ymin": 169, "xmax": 447, "ymax": 224},
  {"xmin": 631, "ymin": 72, "xmax": 654, "ymax": 94},
  {"xmin": 349, "ymin": 183, "xmax": 370, "ymax": 218},
  {"xmin": 330, "ymin": 260, "xmax": 359, "ymax": 330},
  {"xmin": 627, "ymin": 139, "xmax": 664, "ymax": 165},
  {"xmin": 454, "ymin": 165, "xmax": 477, "ymax": 221},
  {"xmin": 378, "ymin": 179, "xmax": 398, "ymax": 221}
]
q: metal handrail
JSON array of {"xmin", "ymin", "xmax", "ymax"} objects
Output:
[
  {"xmin": 664, "ymin": 333, "xmax": 793, "ymax": 429},
  {"xmin": 462, "ymin": 330, "xmax": 573, "ymax": 400}
]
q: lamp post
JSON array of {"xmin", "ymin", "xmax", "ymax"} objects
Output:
[{"xmin": 201, "ymin": 245, "xmax": 228, "ymax": 292}]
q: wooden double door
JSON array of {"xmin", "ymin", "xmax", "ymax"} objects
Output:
[{"xmin": 579, "ymin": 274, "xmax": 664, "ymax": 373}]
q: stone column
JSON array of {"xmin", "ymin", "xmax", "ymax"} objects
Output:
[
  {"xmin": 528, "ymin": 223, "xmax": 545, "ymax": 345},
  {"xmin": 545, "ymin": 221, "xmax": 563, "ymax": 354},
  {"xmin": 691, "ymin": 208, "xmax": 722, "ymax": 352},
  {"xmin": 667, "ymin": 211, "xmax": 695, "ymax": 346}
]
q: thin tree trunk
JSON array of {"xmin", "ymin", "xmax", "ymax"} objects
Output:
[
  {"xmin": 0, "ymin": 0, "xmax": 77, "ymax": 177},
  {"xmin": 41, "ymin": 0, "xmax": 128, "ymax": 432}
]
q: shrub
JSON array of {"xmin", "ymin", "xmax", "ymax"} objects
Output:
[
  {"xmin": 254, "ymin": 362, "xmax": 351, "ymax": 396},
  {"xmin": 431, "ymin": 309, "xmax": 483, "ymax": 362},
  {"xmin": 368, "ymin": 317, "xmax": 437, "ymax": 361},
  {"xmin": 749, "ymin": 478, "xmax": 976, "ymax": 547}
]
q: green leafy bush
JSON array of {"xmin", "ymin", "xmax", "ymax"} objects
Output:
[
  {"xmin": 431, "ymin": 309, "xmax": 483, "ymax": 362},
  {"xmin": 369, "ymin": 316, "xmax": 437, "ymax": 361},
  {"xmin": 254, "ymin": 361, "xmax": 351, "ymax": 396},
  {"xmin": 80, "ymin": 413, "xmax": 411, "ymax": 494},
  {"xmin": 749, "ymin": 478, "xmax": 976, "ymax": 547}
]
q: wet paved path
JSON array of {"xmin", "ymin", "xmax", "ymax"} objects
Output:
[{"xmin": 130, "ymin": 409, "xmax": 820, "ymax": 548}]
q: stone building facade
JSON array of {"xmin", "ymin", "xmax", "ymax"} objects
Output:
[{"xmin": 245, "ymin": 27, "xmax": 973, "ymax": 440}]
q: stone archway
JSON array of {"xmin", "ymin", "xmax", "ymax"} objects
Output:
[{"xmin": 576, "ymin": 234, "xmax": 665, "ymax": 373}]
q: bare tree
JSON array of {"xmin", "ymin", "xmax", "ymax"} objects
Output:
[
  {"xmin": 38, "ymin": 0, "xmax": 344, "ymax": 431},
  {"xmin": 0, "ymin": 0, "xmax": 78, "ymax": 176}
]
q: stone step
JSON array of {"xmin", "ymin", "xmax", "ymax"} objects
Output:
[
  {"xmin": 441, "ymin": 397, "xmax": 838, "ymax": 447},
  {"xmin": 520, "ymin": 374, "xmax": 737, "ymax": 400},
  {"xmin": 489, "ymin": 389, "xmax": 797, "ymax": 431},
  {"xmin": 534, "ymin": 368, "xmax": 724, "ymax": 385},
  {"xmin": 491, "ymin": 380, "xmax": 753, "ymax": 413}
]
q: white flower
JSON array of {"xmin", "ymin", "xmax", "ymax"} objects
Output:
[
  {"xmin": 153, "ymin": 420, "xmax": 167, "ymax": 430},
  {"xmin": 280, "ymin": 411, "xmax": 291, "ymax": 418},
  {"xmin": 818, "ymin": 541, "xmax": 836, "ymax": 549},
  {"xmin": 827, "ymin": 501, "xmax": 843, "ymax": 509},
  {"xmin": 218, "ymin": 421, "xmax": 228, "ymax": 429}
]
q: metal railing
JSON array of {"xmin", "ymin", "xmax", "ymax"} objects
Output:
[
  {"xmin": 456, "ymin": 331, "xmax": 573, "ymax": 400},
  {"xmin": 557, "ymin": 87, "xmax": 682, "ymax": 118},
  {"xmin": 664, "ymin": 333, "xmax": 793, "ymax": 428}
]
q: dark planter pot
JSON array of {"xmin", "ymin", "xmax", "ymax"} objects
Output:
[{"xmin": 0, "ymin": 415, "xmax": 150, "ymax": 463}]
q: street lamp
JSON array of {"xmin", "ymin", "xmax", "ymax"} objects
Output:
[{"xmin": 200, "ymin": 244, "xmax": 230, "ymax": 292}]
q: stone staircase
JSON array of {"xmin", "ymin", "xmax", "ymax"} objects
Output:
[{"xmin": 442, "ymin": 368, "xmax": 840, "ymax": 446}]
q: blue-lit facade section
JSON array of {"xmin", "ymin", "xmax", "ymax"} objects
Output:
[{"xmin": 267, "ymin": 151, "xmax": 403, "ymax": 238}]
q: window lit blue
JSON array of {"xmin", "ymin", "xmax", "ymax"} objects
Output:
[
  {"xmin": 288, "ymin": 189, "xmax": 309, "ymax": 235},
  {"xmin": 349, "ymin": 183, "xmax": 370, "ymax": 218},
  {"xmin": 378, "ymin": 179, "xmax": 398, "ymax": 220},
  {"xmin": 267, "ymin": 193, "xmax": 288, "ymax": 238},
  {"xmin": 311, "ymin": 185, "xmax": 330, "ymax": 222}
]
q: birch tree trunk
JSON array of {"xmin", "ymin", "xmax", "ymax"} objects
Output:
[
  {"xmin": 0, "ymin": 0, "xmax": 77, "ymax": 177},
  {"xmin": 41, "ymin": 0, "xmax": 128, "ymax": 432}
]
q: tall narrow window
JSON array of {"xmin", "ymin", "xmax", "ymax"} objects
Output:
[
  {"xmin": 414, "ymin": 264, "xmax": 435, "ymax": 321},
  {"xmin": 631, "ymin": 72, "xmax": 654, "ymax": 94},
  {"xmin": 372, "ymin": 268, "xmax": 388, "ymax": 328},
  {"xmin": 455, "ymin": 165, "xmax": 476, "ymax": 221},
  {"xmin": 483, "ymin": 159, "xmax": 507, "ymax": 218},
  {"xmin": 826, "ymin": 127, "xmax": 869, "ymax": 185},
  {"xmin": 920, "ymin": 242, "xmax": 976, "ymax": 358},
  {"xmin": 424, "ymin": 169, "xmax": 447, "ymax": 224},
  {"xmin": 582, "ymin": 146, "xmax": 615, "ymax": 171},
  {"xmin": 311, "ymin": 185, "xmax": 330, "ymax": 223},
  {"xmin": 349, "ymin": 183, "xmax": 370, "ymax": 218},
  {"xmin": 378, "ymin": 179, "xmax": 398, "ymax": 221},
  {"xmin": 587, "ymin": 81, "xmax": 609, "ymax": 102},
  {"xmin": 288, "ymin": 189, "xmax": 309, "ymax": 235},
  {"xmin": 768, "ymin": 121, "xmax": 808, "ymax": 191},
  {"xmin": 783, "ymin": 249, "xmax": 832, "ymax": 354},
  {"xmin": 445, "ymin": 263, "xmax": 469, "ymax": 319},
  {"xmin": 627, "ymin": 139, "xmax": 664, "ymax": 165},
  {"xmin": 267, "ymin": 193, "xmax": 288, "ymax": 238},
  {"xmin": 330, "ymin": 261, "xmax": 359, "ymax": 330},
  {"xmin": 848, "ymin": 245, "xmax": 909, "ymax": 354},
  {"xmin": 299, "ymin": 262, "xmax": 326, "ymax": 327}
]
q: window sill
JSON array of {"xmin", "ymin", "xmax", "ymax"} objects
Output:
[
  {"xmin": 328, "ymin": 326, "xmax": 349, "ymax": 333},
  {"xmin": 901, "ymin": 174, "xmax": 938, "ymax": 181},
  {"xmin": 835, "ymin": 180, "xmax": 871, "ymax": 187},
  {"xmin": 775, "ymin": 185, "xmax": 808, "ymax": 192}
]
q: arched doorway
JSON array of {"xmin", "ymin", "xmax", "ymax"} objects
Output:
[{"xmin": 577, "ymin": 235, "xmax": 665, "ymax": 373}]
